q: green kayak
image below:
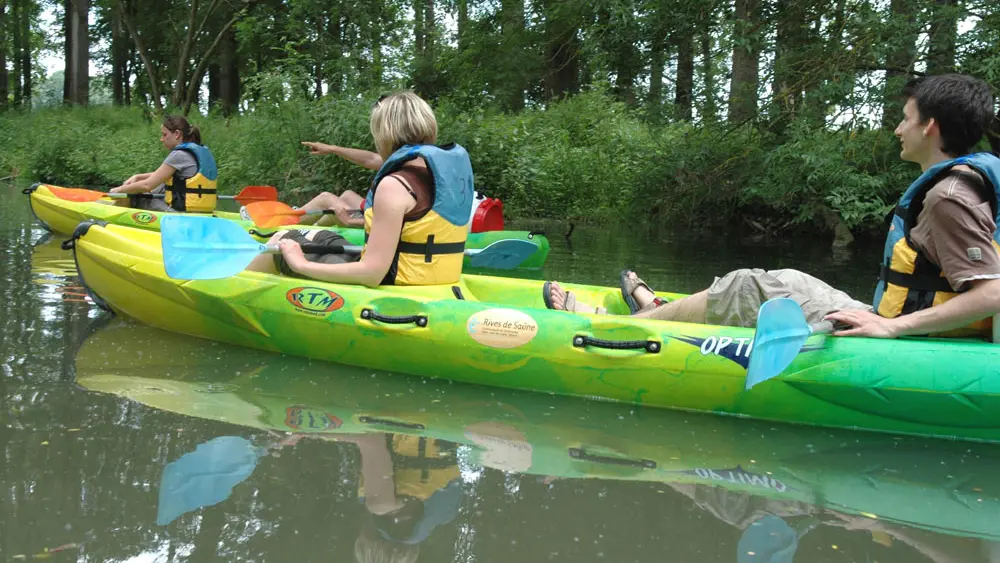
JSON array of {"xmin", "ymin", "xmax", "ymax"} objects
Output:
[
  {"xmin": 25, "ymin": 183, "xmax": 550, "ymax": 270},
  {"xmin": 69, "ymin": 221, "xmax": 1000, "ymax": 443}
]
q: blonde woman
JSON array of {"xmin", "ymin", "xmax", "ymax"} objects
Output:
[{"xmin": 246, "ymin": 91, "xmax": 475, "ymax": 287}]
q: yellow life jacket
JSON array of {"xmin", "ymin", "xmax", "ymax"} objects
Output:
[
  {"xmin": 363, "ymin": 144, "xmax": 475, "ymax": 286},
  {"xmin": 873, "ymin": 153, "xmax": 1000, "ymax": 337},
  {"xmin": 358, "ymin": 435, "xmax": 460, "ymax": 501},
  {"xmin": 164, "ymin": 142, "xmax": 218, "ymax": 213}
]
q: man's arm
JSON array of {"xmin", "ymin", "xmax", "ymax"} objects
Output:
[{"xmin": 828, "ymin": 278, "xmax": 1000, "ymax": 338}]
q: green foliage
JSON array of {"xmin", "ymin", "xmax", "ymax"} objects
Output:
[
  {"xmin": 744, "ymin": 119, "xmax": 910, "ymax": 229},
  {"xmin": 0, "ymin": 91, "xmax": 923, "ymax": 238}
]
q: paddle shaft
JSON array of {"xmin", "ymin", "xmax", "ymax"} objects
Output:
[
  {"xmin": 300, "ymin": 208, "xmax": 365, "ymax": 219},
  {"xmin": 108, "ymin": 192, "xmax": 247, "ymax": 200},
  {"xmin": 269, "ymin": 243, "xmax": 483, "ymax": 256}
]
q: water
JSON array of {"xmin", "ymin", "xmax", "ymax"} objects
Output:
[{"xmin": 3, "ymin": 179, "xmax": 999, "ymax": 562}]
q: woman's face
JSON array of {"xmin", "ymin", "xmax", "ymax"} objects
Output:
[{"xmin": 160, "ymin": 126, "xmax": 183, "ymax": 150}]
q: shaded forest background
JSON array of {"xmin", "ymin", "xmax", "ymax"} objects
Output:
[{"xmin": 2, "ymin": 0, "xmax": 999, "ymax": 241}]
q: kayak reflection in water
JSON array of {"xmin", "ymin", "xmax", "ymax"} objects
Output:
[{"xmin": 668, "ymin": 482, "xmax": 995, "ymax": 563}]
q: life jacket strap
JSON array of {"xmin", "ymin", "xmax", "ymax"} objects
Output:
[
  {"xmin": 397, "ymin": 235, "xmax": 466, "ymax": 263},
  {"xmin": 879, "ymin": 265, "xmax": 955, "ymax": 293}
]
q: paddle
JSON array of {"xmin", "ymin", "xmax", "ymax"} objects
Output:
[
  {"xmin": 161, "ymin": 215, "xmax": 539, "ymax": 280},
  {"xmin": 244, "ymin": 200, "xmax": 363, "ymax": 228},
  {"xmin": 156, "ymin": 435, "xmax": 293, "ymax": 525},
  {"xmin": 45, "ymin": 184, "xmax": 278, "ymax": 206},
  {"xmin": 744, "ymin": 298, "xmax": 835, "ymax": 390}
]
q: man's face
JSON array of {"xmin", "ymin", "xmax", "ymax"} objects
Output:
[{"xmin": 894, "ymin": 99, "xmax": 932, "ymax": 164}]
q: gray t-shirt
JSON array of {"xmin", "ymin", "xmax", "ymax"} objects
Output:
[
  {"xmin": 136, "ymin": 149, "xmax": 199, "ymax": 212},
  {"xmin": 155, "ymin": 149, "xmax": 198, "ymax": 190}
]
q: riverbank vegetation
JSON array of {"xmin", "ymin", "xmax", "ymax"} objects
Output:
[{"xmin": 2, "ymin": 0, "xmax": 998, "ymax": 243}]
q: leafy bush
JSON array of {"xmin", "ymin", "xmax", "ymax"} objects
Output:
[{"xmin": 0, "ymin": 93, "xmax": 916, "ymax": 238}]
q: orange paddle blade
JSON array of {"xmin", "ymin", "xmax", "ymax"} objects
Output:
[
  {"xmin": 232, "ymin": 185, "xmax": 278, "ymax": 205},
  {"xmin": 45, "ymin": 185, "xmax": 116, "ymax": 202},
  {"xmin": 244, "ymin": 201, "xmax": 305, "ymax": 228}
]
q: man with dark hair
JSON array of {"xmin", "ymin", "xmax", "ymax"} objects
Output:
[{"xmin": 545, "ymin": 73, "xmax": 1000, "ymax": 340}]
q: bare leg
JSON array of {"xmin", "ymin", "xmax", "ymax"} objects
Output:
[
  {"xmin": 295, "ymin": 192, "xmax": 342, "ymax": 225},
  {"xmin": 546, "ymin": 282, "xmax": 606, "ymax": 314},
  {"xmin": 246, "ymin": 230, "xmax": 288, "ymax": 273},
  {"xmin": 339, "ymin": 190, "xmax": 363, "ymax": 209}
]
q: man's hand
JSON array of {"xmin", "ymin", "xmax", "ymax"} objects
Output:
[
  {"xmin": 823, "ymin": 309, "xmax": 900, "ymax": 338},
  {"xmin": 301, "ymin": 141, "xmax": 335, "ymax": 156}
]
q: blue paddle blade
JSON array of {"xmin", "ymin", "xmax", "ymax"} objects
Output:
[
  {"xmin": 745, "ymin": 298, "xmax": 813, "ymax": 390},
  {"xmin": 156, "ymin": 436, "xmax": 264, "ymax": 526},
  {"xmin": 161, "ymin": 215, "xmax": 268, "ymax": 280},
  {"xmin": 467, "ymin": 239, "xmax": 538, "ymax": 269}
]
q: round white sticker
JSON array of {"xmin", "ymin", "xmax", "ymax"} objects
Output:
[{"xmin": 466, "ymin": 308, "xmax": 538, "ymax": 349}]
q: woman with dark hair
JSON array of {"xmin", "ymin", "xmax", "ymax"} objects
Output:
[{"xmin": 109, "ymin": 115, "xmax": 219, "ymax": 213}]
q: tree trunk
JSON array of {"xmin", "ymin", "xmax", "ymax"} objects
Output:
[
  {"xmin": 11, "ymin": 0, "xmax": 21, "ymax": 106},
  {"xmin": 880, "ymin": 0, "xmax": 918, "ymax": 128},
  {"xmin": 700, "ymin": 29, "xmax": 717, "ymax": 122},
  {"xmin": 771, "ymin": 1, "xmax": 812, "ymax": 133},
  {"xmin": 18, "ymin": 0, "xmax": 30, "ymax": 107},
  {"xmin": 413, "ymin": 0, "xmax": 424, "ymax": 57},
  {"xmin": 0, "ymin": 0, "xmax": 8, "ymax": 111},
  {"xmin": 64, "ymin": 0, "xmax": 89, "ymax": 105},
  {"xmin": 181, "ymin": 11, "xmax": 241, "ymax": 115},
  {"xmin": 456, "ymin": 0, "xmax": 468, "ymax": 51},
  {"xmin": 540, "ymin": 2, "xmax": 580, "ymax": 101},
  {"xmin": 121, "ymin": 0, "xmax": 162, "ymax": 110},
  {"xmin": 647, "ymin": 34, "xmax": 665, "ymax": 117},
  {"xmin": 207, "ymin": 62, "xmax": 220, "ymax": 108},
  {"xmin": 328, "ymin": 6, "xmax": 342, "ymax": 94},
  {"xmin": 63, "ymin": 0, "xmax": 72, "ymax": 104},
  {"xmin": 111, "ymin": 0, "xmax": 126, "ymax": 105},
  {"xmin": 674, "ymin": 34, "xmax": 694, "ymax": 121},
  {"xmin": 219, "ymin": 26, "xmax": 239, "ymax": 116},
  {"xmin": 728, "ymin": 0, "xmax": 761, "ymax": 124},
  {"xmin": 500, "ymin": 0, "xmax": 524, "ymax": 111},
  {"xmin": 926, "ymin": 0, "xmax": 957, "ymax": 75},
  {"xmin": 313, "ymin": 15, "xmax": 323, "ymax": 98}
]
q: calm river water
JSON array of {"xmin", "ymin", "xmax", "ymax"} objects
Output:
[{"xmin": 2, "ymin": 179, "xmax": 999, "ymax": 562}]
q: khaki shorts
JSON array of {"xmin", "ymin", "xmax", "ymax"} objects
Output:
[{"xmin": 705, "ymin": 268, "xmax": 871, "ymax": 327}]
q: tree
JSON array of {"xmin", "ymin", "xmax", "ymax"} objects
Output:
[
  {"xmin": 120, "ymin": 0, "xmax": 249, "ymax": 113},
  {"xmin": 880, "ymin": 0, "xmax": 919, "ymax": 128},
  {"xmin": 926, "ymin": 0, "xmax": 958, "ymax": 74},
  {"xmin": 0, "ymin": 0, "xmax": 8, "ymax": 110},
  {"xmin": 728, "ymin": 0, "xmax": 762, "ymax": 123},
  {"xmin": 538, "ymin": 0, "xmax": 583, "ymax": 101},
  {"xmin": 64, "ymin": 0, "xmax": 90, "ymax": 105}
]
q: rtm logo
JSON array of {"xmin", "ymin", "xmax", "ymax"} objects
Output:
[
  {"xmin": 285, "ymin": 287, "xmax": 345, "ymax": 315},
  {"xmin": 131, "ymin": 211, "xmax": 157, "ymax": 224}
]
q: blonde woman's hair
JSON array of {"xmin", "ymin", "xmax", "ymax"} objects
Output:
[{"xmin": 370, "ymin": 91, "xmax": 438, "ymax": 159}]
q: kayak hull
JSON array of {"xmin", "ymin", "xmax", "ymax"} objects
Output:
[
  {"xmin": 25, "ymin": 183, "xmax": 550, "ymax": 270},
  {"xmin": 69, "ymin": 221, "xmax": 1000, "ymax": 443}
]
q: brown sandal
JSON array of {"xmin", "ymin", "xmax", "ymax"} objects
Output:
[{"xmin": 620, "ymin": 269, "xmax": 664, "ymax": 314}]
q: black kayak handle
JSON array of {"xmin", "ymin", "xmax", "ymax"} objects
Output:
[
  {"xmin": 360, "ymin": 308, "xmax": 428, "ymax": 327},
  {"xmin": 568, "ymin": 448, "xmax": 657, "ymax": 469},
  {"xmin": 573, "ymin": 335, "xmax": 660, "ymax": 353},
  {"xmin": 359, "ymin": 416, "xmax": 426, "ymax": 430}
]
